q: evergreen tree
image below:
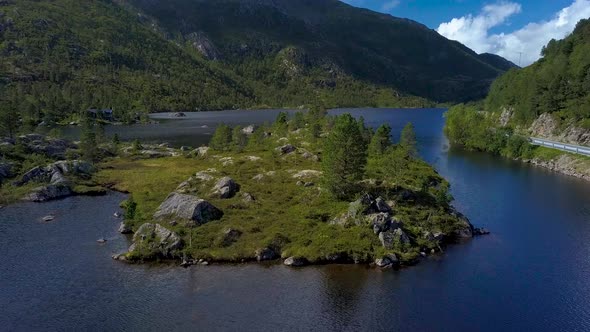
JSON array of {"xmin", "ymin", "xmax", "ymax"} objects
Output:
[
  {"xmin": 400, "ymin": 122, "xmax": 417, "ymax": 156},
  {"xmin": 289, "ymin": 111, "xmax": 306, "ymax": 131},
  {"xmin": 210, "ymin": 124, "xmax": 232, "ymax": 151},
  {"xmin": 232, "ymin": 125, "xmax": 247, "ymax": 152},
  {"xmin": 357, "ymin": 116, "xmax": 373, "ymax": 145},
  {"xmin": 322, "ymin": 113, "xmax": 368, "ymax": 200},
  {"xmin": 274, "ymin": 112, "xmax": 289, "ymax": 137},
  {"xmin": 80, "ymin": 120, "xmax": 98, "ymax": 162},
  {"xmin": 0, "ymin": 99, "xmax": 19, "ymax": 138},
  {"xmin": 368, "ymin": 124, "xmax": 392, "ymax": 157},
  {"xmin": 246, "ymin": 126, "xmax": 267, "ymax": 151}
]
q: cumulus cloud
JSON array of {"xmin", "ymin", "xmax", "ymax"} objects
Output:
[{"xmin": 437, "ymin": 0, "xmax": 590, "ymax": 66}]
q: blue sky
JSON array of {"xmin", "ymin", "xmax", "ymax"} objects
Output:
[{"xmin": 341, "ymin": 0, "xmax": 590, "ymax": 65}]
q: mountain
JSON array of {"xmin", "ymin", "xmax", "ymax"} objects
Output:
[
  {"xmin": 0, "ymin": 0, "xmax": 514, "ymax": 133},
  {"xmin": 478, "ymin": 53, "xmax": 519, "ymax": 71},
  {"xmin": 121, "ymin": 0, "xmax": 511, "ymax": 103},
  {"xmin": 0, "ymin": 0, "xmax": 254, "ymax": 127}
]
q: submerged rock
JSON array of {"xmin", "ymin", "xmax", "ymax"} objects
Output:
[{"xmin": 153, "ymin": 192, "xmax": 223, "ymax": 225}]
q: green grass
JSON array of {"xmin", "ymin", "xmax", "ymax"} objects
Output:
[{"xmin": 96, "ymin": 139, "xmax": 469, "ymax": 264}]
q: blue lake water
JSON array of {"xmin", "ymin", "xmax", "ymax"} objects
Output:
[{"xmin": 2, "ymin": 108, "xmax": 590, "ymax": 331}]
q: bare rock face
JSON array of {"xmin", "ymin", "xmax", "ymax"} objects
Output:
[
  {"xmin": 498, "ymin": 107, "xmax": 513, "ymax": 127},
  {"xmin": 186, "ymin": 31, "xmax": 221, "ymax": 60},
  {"xmin": 153, "ymin": 193, "xmax": 223, "ymax": 225},
  {"xmin": 379, "ymin": 228, "xmax": 411, "ymax": 249},
  {"xmin": 530, "ymin": 113, "xmax": 559, "ymax": 138},
  {"xmin": 129, "ymin": 223, "xmax": 182, "ymax": 258},
  {"xmin": 212, "ymin": 177, "xmax": 240, "ymax": 199}
]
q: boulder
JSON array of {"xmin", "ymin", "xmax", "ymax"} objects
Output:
[
  {"xmin": 119, "ymin": 222, "xmax": 133, "ymax": 234},
  {"xmin": 153, "ymin": 192, "xmax": 223, "ymax": 225},
  {"xmin": 129, "ymin": 223, "xmax": 182, "ymax": 258},
  {"xmin": 284, "ymin": 256, "xmax": 308, "ymax": 267},
  {"xmin": 474, "ymin": 227, "xmax": 490, "ymax": 235},
  {"xmin": 194, "ymin": 146, "xmax": 209, "ymax": 157},
  {"xmin": 252, "ymin": 174, "xmax": 264, "ymax": 181},
  {"xmin": 379, "ymin": 228, "xmax": 411, "ymax": 249},
  {"xmin": 375, "ymin": 257, "xmax": 392, "ymax": 267},
  {"xmin": 0, "ymin": 162, "xmax": 13, "ymax": 181},
  {"xmin": 292, "ymin": 170, "xmax": 322, "ymax": 179},
  {"xmin": 15, "ymin": 166, "xmax": 48, "ymax": 186},
  {"xmin": 367, "ymin": 213, "xmax": 392, "ymax": 235},
  {"xmin": 180, "ymin": 146, "xmax": 191, "ymax": 152},
  {"xmin": 242, "ymin": 192, "xmax": 256, "ymax": 203},
  {"xmin": 242, "ymin": 125, "xmax": 256, "ymax": 135},
  {"xmin": 255, "ymin": 247, "xmax": 278, "ymax": 262},
  {"xmin": 276, "ymin": 144, "xmax": 296, "ymax": 155},
  {"xmin": 220, "ymin": 228, "xmax": 242, "ymax": 247},
  {"xmin": 25, "ymin": 184, "xmax": 73, "ymax": 202},
  {"xmin": 212, "ymin": 177, "xmax": 240, "ymax": 199}
]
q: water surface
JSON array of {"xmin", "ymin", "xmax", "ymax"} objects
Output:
[{"xmin": 2, "ymin": 108, "xmax": 590, "ymax": 331}]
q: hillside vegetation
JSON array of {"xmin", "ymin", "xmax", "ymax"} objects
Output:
[{"xmin": 446, "ymin": 19, "xmax": 590, "ymax": 156}]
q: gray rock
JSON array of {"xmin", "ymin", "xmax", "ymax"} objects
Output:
[
  {"xmin": 180, "ymin": 146, "xmax": 191, "ymax": 152},
  {"xmin": 284, "ymin": 256, "xmax": 308, "ymax": 267},
  {"xmin": 15, "ymin": 166, "xmax": 48, "ymax": 186},
  {"xmin": 379, "ymin": 228, "xmax": 411, "ymax": 249},
  {"xmin": 153, "ymin": 192, "xmax": 223, "ymax": 225},
  {"xmin": 242, "ymin": 192, "xmax": 256, "ymax": 203},
  {"xmin": 26, "ymin": 184, "xmax": 73, "ymax": 202},
  {"xmin": 212, "ymin": 177, "xmax": 240, "ymax": 199},
  {"xmin": 194, "ymin": 146, "xmax": 209, "ymax": 157},
  {"xmin": 474, "ymin": 227, "xmax": 490, "ymax": 235},
  {"xmin": 276, "ymin": 144, "xmax": 296, "ymax": 154},
  {"xmin": 129, "ymin": 223, "xmax": 183, "ymax": 258},
  {"xmin": 242, "ymin": 125, "xmax": 256, "ymax": 135},
  {"xmin": 220, "ymin": 228, "xmax": 242, "ymax": 247},
  {"xmin": 303, "ymin": 182, "xmax": 315, "ymax": 187},
  {"xmin": 375, "ymin": 257, "xmax": 392, "ymax": 267},
  {"xmin": 119, "ymin": 222, "xmax": 133, "ymax": 234},
  {"xmin": 367, "ymin": 213, "xmax": 392, "ymax": 234},
  {"xmin": 255, "ymin": 247, "xmax": 278, "ymax": 262}
]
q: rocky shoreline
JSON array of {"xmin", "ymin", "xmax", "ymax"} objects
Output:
[{"xmin": 524, "ymin": 154, "xmax": 590, "ymax": 182}]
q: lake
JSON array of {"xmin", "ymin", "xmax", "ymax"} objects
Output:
[{"xmin": 2, "ymin": 108, "xmax": 590, "ymax": 331}]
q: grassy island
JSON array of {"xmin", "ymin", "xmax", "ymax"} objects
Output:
[{"xmin": 93, "ymin": 109, "xmax": 477, "ymax": 267}]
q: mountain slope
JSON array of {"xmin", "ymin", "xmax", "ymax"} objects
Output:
[
  {"xmin": 121, "ymin": 0, "xmax": 511, "ymax": 103},
  {"xmin": 0, "ymin": 0, "xmax": 254, "ymax": 126}
]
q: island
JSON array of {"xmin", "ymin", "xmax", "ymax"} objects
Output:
[{"xmin": 1, "ymin": 109, "xmax": 487, "ymax": 269}]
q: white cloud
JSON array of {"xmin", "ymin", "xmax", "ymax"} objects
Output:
[
  {"xmin": 381, "ymin": 0, "xmax": 401, "ymax": 12},
  {"xmin": 437, "ymin": 0, "xmax": 590, "ymax": 66}
]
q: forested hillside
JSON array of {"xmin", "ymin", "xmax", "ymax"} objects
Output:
[
  {"xmin": 445, "ymin": 19, "xmax": 590, "ymax": 159},
  {"xmin": 0, "ymin": 0, "xmax": 255, "ymax": 131},
  {"xmin": 122, "ymin": 0, "xmax": 511, "ymax": 103}
]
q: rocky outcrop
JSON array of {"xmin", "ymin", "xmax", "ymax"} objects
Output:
[
  {"xmin": 0, "ymin": 162, "xmax": 13, "ymax": 183},
  {"xmin": 292, "ymin": 170, "xmax": 322, "ymax": 179},
  {"xmin": 26, "ymin": 184, "xmax": 73, "ymax": 202},
  {"xmin": 498, "ymin": 107, "xmax": 513, "ymax": 127},
  {"xmin": 255, "ymin": 247, "xmax": 278, "ymax": 262},
  {"xmin": 153, "ymin": 192, "xmax": 223, "ymax": 225},
  {"xmin": 15, "ymin": 134, "xmax": 76, "ymax": 159},
  {"xmin": 529, "ymin": 113, "xmax": 590, "ymax": 146},
  {"xmin": 277, "ymin": 144, "xmax": 296, "ymax": 155},
  {"xmin": 211, "ymin": 177, "xmax": 240, "ymax": 199},
  {"xmin": 14, "ymin": 160, "xmax": 94, "ymax": 202},
  {"xmin": 128, "ymin": 223, "xmax": 183, "ymax": 258},
  {"xmin": 194, "ymin": 146, "xmax": 209, "ymax": 157},
  {"xmin": 242, "ymin": 125, "xmax": 256, "ymax": 135},
  {"xmin": 186, "ymin": 31, "xmax": 221, "ymax": 60},
  {"xmin": 379, "ymin": 228, "xmax": 410, "ymax": 249},
  {"xmin": 528, "ymin": 154, "xmax": 590, "ymax": 182},
  {"xmin": 374, "ymin": 254, "xmax": 399, "ymax": 268},
  {"xmin": 284, "ymin": 256, "xmax": 308, "ymax": 267},
  {"xmin": 119, "ymin": 222, "xmax": 133, "ymax": 234}
]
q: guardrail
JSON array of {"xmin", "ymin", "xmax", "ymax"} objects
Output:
[{"xmin": 530, "ymin": 137, "xmax": 590, "ymax": 157}]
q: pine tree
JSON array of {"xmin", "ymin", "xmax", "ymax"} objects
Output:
[
  {"xmin": 400, "ymin": 122, "xmax": 417, "ymax": 156},
  {"xmin": 322, "ymin": 113, "xmax": 368, "ymax": 200},
  {"xmin": 210, "ymin": 124, "xmax": 232, "ymax": 151},
  {"xmin": 80, "ymin": 116, "xmax": 98, "ymax": 162},
  {"xmin": 232, "ymin": 125, "xmax": 247, "ymax": 152},
  {"xmin": 368, "ymin": 124, "xmax": 392, "ymax": 157}
]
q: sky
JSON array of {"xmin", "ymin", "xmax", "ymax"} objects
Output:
[{"xmin": 341, "ymin": 0, "xmax": 590, "ymax": 66}]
